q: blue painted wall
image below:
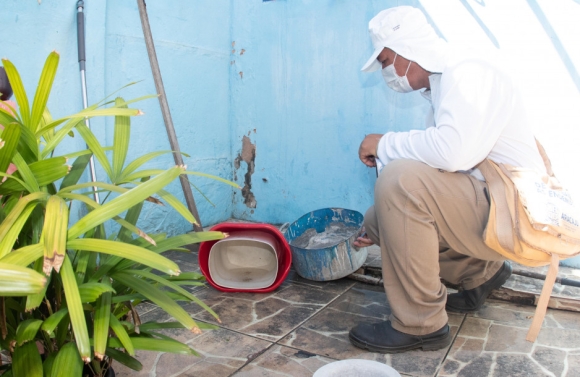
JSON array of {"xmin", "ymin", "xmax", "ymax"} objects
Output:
[
  {"xmin": 228, "ymin": 0, "xmax": 426, "ymax": 224},
  {"xmin": 2, "ymin": 1, "xmax": 580, "ymax": 272}
]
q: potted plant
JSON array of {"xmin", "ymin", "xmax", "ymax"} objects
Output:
[{"xmin": 0, "ymin": 51, "xmax": 236, "ymax": 376}]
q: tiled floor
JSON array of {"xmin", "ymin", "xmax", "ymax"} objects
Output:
[{"xmin": 114, "ymin": 246, "xmax": 580, "ymax": 377}]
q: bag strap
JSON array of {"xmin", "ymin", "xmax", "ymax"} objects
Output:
[
  {"xmin": 535, "ymin": 138, "xmax": 555, "ymax": 177},
  {"xmin": 477, "ymin": 160, "xmax": 515, "ymax": 252},
  {"xmin": 526, "ymin": 253, "xmax": 559, "ymax": 342}
]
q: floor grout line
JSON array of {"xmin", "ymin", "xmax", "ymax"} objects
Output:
[
  {"xmin": 434, "ymin": 313, "xmax": 467, "ymax": 377},
  {"xmin": 225, "ymin": 282, "xmax": 357, "ymax": 376}
]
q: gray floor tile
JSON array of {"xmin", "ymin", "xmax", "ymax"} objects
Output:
[
  {"xmin": 233, "ymin": 344, "xmax": 335, "ymax": 376},
  {"xmin": 438, "ymin": 300, "xmax": 580, "ymax": 377},
  {"xmin": 280, "ymin": 283, "xmax": 463, "ymax": 377},
  {"xmin": 113, "ymin": 325, "xmax": 272, "ymax": 377},
  {"xmin": 186, "ymin": 278, "xmax": 347, "ymax": 342}
]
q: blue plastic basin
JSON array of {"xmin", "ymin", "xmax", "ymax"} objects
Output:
[{"xmin": 284, "ymin": 208, "xmax": 368, "ymax": 281}]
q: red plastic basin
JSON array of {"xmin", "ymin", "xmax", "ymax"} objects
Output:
[{"xmin": 198, "ymin": 223, "xmax": 292, "ymax": 293}]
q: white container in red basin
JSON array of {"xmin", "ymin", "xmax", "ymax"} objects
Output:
[{"xmin": 208, "ymin": 231, "xmax": 279, "ymax": 290}]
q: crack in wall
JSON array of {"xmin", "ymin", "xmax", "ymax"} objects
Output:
[{"xmin": 234, "ymin": 135, "xmax": 257, "ymax": 208}]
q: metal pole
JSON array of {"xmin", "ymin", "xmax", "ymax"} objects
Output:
[
  {"xmin": 136, "ymin": 0, "xmax": 203, "ymax": 232},
  {"xmin": 76, "ymin": 1, "xmax": 100, "ymax": 204}
]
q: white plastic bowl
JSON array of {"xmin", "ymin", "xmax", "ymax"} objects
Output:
[
  {"xmin": 208, "ymin": 231, "xmax": 278, "ymax": 290},
  {"xmin": 313, "ymin": 359, "xmax": 401, "ymax": 377}
]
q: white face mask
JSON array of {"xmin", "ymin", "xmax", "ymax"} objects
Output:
[{"xmin": 382, "ymin": 54, "xmax": 414, "ymax": 93}]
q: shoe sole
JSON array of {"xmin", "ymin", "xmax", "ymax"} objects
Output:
[
  {"xmin": 446, "ymin": 262, "xmax": 513, "ymax": 314},
  {"xmin": 348, "ymin": 331, "xmax": 452, "ymax": 354}
]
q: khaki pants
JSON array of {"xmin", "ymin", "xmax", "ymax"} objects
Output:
[{"xmin": 364, "ymin": 159, "xmax": 505, "ymax": 336}]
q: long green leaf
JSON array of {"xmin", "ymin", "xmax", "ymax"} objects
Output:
[
  {"xmin": 29, "ymin": 157, "xmax": 69, "ymax": 187},
  {"xmin": 75, "ymin": 122, "xmax": 112, "ymax": 179},
  {"xmin": 0, "ymin": 172, "xmax": 28, "ymax": 195},
  {"xmin": 74, "ymin": 251, "xmax": 90, "ymax": 285},
  {"xmin": 57, "ymin": 180, "xmax": 128, "ymax": 195},
  {"xmin": 100, "ymin": 231, "xmax": 223, "ymax": 280},
  {"xmin": 16, "ymin": 318, "xmax": 43, "ymax": 346},
  {"xmin": 119, "ymin": 169, "xmax": 166, "ymax": 182},
  {"xmin": 67, "ymin": 165, "xmax": 185, "ymax": 240},
  {"xmin": 156, "ymin": 189, "xmax": 197, "ymax": 224},
  {"xmin": 105, "ymin": 94, "xmax": 158, "ymax": 109},
  {"xmin": 59, "ymin": 193, "xmax": 156, "ymax": 246},
  {"xmin": 124, "ymin": 269, "xmax": 219, "ymax": 321},
  {"xmin": 93, "ymin": 287, "xmax": 111, "ymax": 360},
  {"xmin": 0, "ymin": 123, "xmax": 20, "ymax": 173},
  {"xmin": 79, "ymin": 282, "xmax": 115, "ymax": 303},
  {"xmin": 25, "ymin": 258, "xmax": 50, "ymax": 311},
  {"xmin": 40, "ymin": 117, "xmax": 84, "ymax": 159},
  {"xmin": 16, "ymin": 122, "xmax": 39, "ymax": 162},
  {"xmin": 43, "ymin": 353, "xmax": 56, "ymax": 377},
  {"xmin": 40, "ymin": 107, "xmax": 55, "ymax": 144},
  {"xmin": 120, "ymin": 150, "xmax": 187, "ymax": 180},
  {"xmin": 60, "ymin": 256, "xmax": 91, "ymax": 363},
  {"xmin": 30, "ymin": 51, "xmax": 59, "ymax": 132},
  {"xmin": 0, "ymin": 203, "xmax": 37, "ymax": 259},
  {"xmin": 11, "ymin": 153, "xmax": 39, "ymax": 192},
  {"xmin": 165, "ymin": 271, "xmax": 205, "ymax": 281},
  {"xmin": 185, "ymin": 170, "xmax": 241, "ymax": 188},
  {"xmin": 73, "ymin": 107, "xmax": 142, "ymax": 119},
  {"xmin": 41, "ymin": 196, "xmax": 68, "ymax": 274},
  {"xmin": 0, "ymin": 192, "xmax": 46, "ymax": 242},
  {"xmin": 0, "ymin": 243, "xmax": 43, "ymax": 266},
  {"xmin": 0, "ymin": 263, "xmax": 46, "ymax": 296},
  {"xmin": 117, "ymin": 201, "xmax": 144, "ymax": 243},
  {"xmin": 12, "ymin": 341, "xmax": 43, "ymax": 377},
  {"xmin": 106, "ymin": 336, "xmax": 196, "ymax": 355},
  {"xmin": 67, "ymin": 239, "xmax": 180, "ymax": 276},
  {"xmin": 59, "ymin": 153, "xmax": 91, "ymax": 190},
  {"xmin": 108, "ymin": 313, "xmax": 134, "ymax": 356},
  {"xmin": 112, "ymin": 97, "xmax": 130, "ymax": 182},
  {"xmin": 50, "ymin": 342, "xmax": 83, "ymax": 377},
  {"xmin": 41, "ymin": 308, "xmax": 68, "ymax": 335},
  {"xmin": 1, "ymin": 58, "xmax": 30, "ymax": 126},
  {"xmin": 140, "ymin": 321, "xmax": 218, "ymax": 331},
  {"xmin": 105, "ymin": 348, "xmax": 142, "ymax": 371},
  {"xmin": 148, "ymin": 232, "xmax": 225, "ymax": 254},
  {"xmin": 0, "ymin": 106, "xmax": 18, "ymax": 126},
  {"xmin": 112, "ymin": 272, "xmax": 201, "ymax": 334}
]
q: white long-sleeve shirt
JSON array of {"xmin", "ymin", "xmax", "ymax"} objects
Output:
[{"xmin": 376, "ymin": 53, "xmax": 546, "ymax": 180}]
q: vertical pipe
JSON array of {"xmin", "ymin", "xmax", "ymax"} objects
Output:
[
  {"xmin": 136, "ymin": 0, "xmax": 203, "ymax": 231},
  {"xmin": 77, "ymin": 0, "xmax": 100, "ymax": 204}
]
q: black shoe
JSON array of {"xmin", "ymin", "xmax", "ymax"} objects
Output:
[
  {"xmin": 349, "ymin": 320, "xmax": 451, "ymax": 353},
  {"xmin": 445, "ymin": 261, "xmax": 512, "ymax": 313}
]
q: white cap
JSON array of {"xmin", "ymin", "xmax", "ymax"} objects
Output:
[{"xmin": 361, "ymin": 6, "xmax": 449, "ymax": 73}]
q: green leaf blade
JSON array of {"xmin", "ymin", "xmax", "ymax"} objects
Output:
[
  {"xmin": 12, "ymin": 341, "xmax": 43, "ymax": 377},
  {"xmin": 0, "ymin": 123, "xmax": 21, "ymax": 173},
  {"xmin": 50, "ymin": 342, "xmax": 83, "ymax": 377},
  {"xmin": 60, "ymin": 256, "xmax": 91, "ymax": 363},
  {"xmin": 109, "ymin": 313, "xmax": 135, "ymax": 356},
  {"xmin": 93, "ymin": 289, "xmax": 112, "ymax": 360},
  {"xmin": 67, "ymin": 165, "xmax": 185, "ymax": 240},
  {"xmin": 16, "ymin": 318, "xmax": 43, "ymax": 346},
  {"xmin": 1, "ymin": 58, "xmax": 31, "ymax": 126},
  {"xmin": 112, "ymin": 97, "xmax": 130, "ymax": 182},
  {"xmin": 30, "ymin": 51, "xmax": 59, "ymax": 132},
  {"xmin": 112, "ymin": 272, "xmax": 202, "ymax": 334},
  {"xmin": 67, "ymin": 239, "xmax": 180, "ymax": 276}
]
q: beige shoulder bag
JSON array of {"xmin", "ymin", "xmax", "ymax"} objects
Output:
[{"xmin": 478, "ymin": 140, "xmax": 580, "ymax": 342}]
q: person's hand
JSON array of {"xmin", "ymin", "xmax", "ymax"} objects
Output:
[
  {"xmin": 352, "ymin": 226, "xmax": 374, "ymax": 249},
  {"xmin": 358, "ymin": 134, "xmax": 383, "ymax": 167},
  {"xmin": 353, "ymin": 234, "xmax": 374, "ymax": 248}
]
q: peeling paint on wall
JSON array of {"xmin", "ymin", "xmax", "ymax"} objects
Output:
[{"xmin": 234, "ymin": 135, "xmax": 257, "ymax": 208}]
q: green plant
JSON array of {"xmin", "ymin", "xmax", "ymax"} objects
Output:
[{"xmin": 0, "ymin": 51, "xmax": 237, "ymax": 376}]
